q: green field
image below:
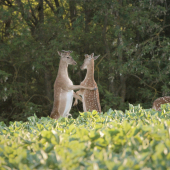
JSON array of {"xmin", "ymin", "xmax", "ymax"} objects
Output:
[{"xmin": 0, "ymin": 104, "xmax": 170, "ymax": 170}]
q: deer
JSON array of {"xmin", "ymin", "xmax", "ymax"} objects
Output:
[
  {"xmin": 73, "ymin": 53, "xmax": 101, "ymax": 113},
  {"xmin": 152, "ymin": 96, "xmax": 170, "ymax": 111},
  {"xmin": 50, "ymin": 50, "xmax": 97, "ymax": 119}
]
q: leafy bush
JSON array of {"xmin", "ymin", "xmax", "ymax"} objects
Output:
[
  {"xmin": 1, "ymin": 0, "xmax": 170, "ymax": 123},
  {"xmin": 0, "ymin": 104, "xmax": 170, "ymax": 169}
]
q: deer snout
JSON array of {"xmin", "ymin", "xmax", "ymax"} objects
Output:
[{"xmin": 73, "ymin": 61, "xmax": 77, "ymax": 65}]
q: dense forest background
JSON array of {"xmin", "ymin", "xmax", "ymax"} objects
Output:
[{"xmin": 1, "ymin": 0, "xmax": 170, "ymax": 124}]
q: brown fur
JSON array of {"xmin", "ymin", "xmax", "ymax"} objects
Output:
[
  {"xmin": 50, "ymin": 51, "xmax": 97, "ymax": 119},
  {"xmin": 50, "ymin": 81, "xmax": 62, "ymax": 119},
  {"xmin": 74, "ymin": 53, "xmax": 101, "ymax": 113},
  {"xmin": 152, "ymin": 96, "xmax": 170, "ymax": 111}
]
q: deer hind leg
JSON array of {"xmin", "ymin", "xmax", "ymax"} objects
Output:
[{"xmin": 50, "ymin": 110, "xmax": 60, "ymax": 120}]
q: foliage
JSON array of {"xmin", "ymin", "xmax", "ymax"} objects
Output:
[
  {"xmin": 0, "ymin": 105, "xmax": 170, "ymax": 169},
  {"xmin": 1, "ymin": 0, "xmax": 170, "ymax": 123}
]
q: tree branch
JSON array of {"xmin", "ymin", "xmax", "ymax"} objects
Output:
[
  {"xmin": 15, "ymin": 0, "xmax": 34, "ymax": 29},
  {"xmin": 44, "ymin": 0, "xmax": 56, "ymax": 14},
  {"xmin": 28, "ymin": 0, "xmax": 38, "ymax": 25},
  {"xmin": 0, "ymin": 0, "xmax": 12, "ymax": 7},
  {"xmin": 130, "ymin": 74, "xmax": 159, "ymax": 100}
]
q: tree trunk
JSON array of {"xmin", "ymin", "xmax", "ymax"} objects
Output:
[
  {"xmin": 117, "ymin": 0, "xmax": 126, "ymax": 104},
  {"xmin": 84, "ymin": 4, "xmax": 92, "ymax": 52},
  {"xmin": 54, "ymin": 0, "xmax": 60, "ymax": 8},
  {"xmin": 38, "ymin": 0, "xmax": 44, "ymax": 23},
  {"xmin": 45, "ymin": 68, "xmax": 53, "ymax": 102},
  {"xmin": 69, "ymin": 0, "xmax": 77, "ymax": 24},
  {"xmin": 37, "ymin": 0, "xmax": 53, "ymax": 103},
  {"xmin": 117, "ymin": 31, "xmax": 127, "ymax": 104},
  {"xmin": 102, "ymin": 11, "xmax": 115, "ymax": 94}
]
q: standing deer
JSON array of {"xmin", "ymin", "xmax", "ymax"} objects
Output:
[
  {"xmin": 152, "ymin": 96, "xmax": 170, "ymax": 111},
  {"xmin": 73, "ymin": 53, "xmax": 101, "ymax": 113},
  {"xmin": 50, "ymin": 50, "xmax": 97, "ymax": 119}
]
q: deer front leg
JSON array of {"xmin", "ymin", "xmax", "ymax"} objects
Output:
[
  {"xmin": 74, "ymin": 91, "xmax": 82, "ymax": 101},
  {"xmin": 73, "ymin": 91, "xmax": 83, "ymax": 106},
  {"xmin": 65, "ymin": 113, "xmax": 72, "ymax": 118},
  {"xmin": 68, "ymin": 85, "xmax": 97, "ymax": 91}
]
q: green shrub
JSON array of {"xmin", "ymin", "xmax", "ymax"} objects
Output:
[{"xmin": 0, "ymin": 104, "xmax": 170, "ymax": 169}]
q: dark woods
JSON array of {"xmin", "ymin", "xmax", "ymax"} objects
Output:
[{"xmin": 1, "ymin": 0, "xmax": 170, "ymax": 124}]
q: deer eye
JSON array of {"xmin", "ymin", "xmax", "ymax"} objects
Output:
[{"xmin": 67, "ymin": 57, "xmax": 69, "ymax": 59}]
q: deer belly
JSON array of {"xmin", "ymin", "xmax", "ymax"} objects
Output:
[
  {"xmin": 83, "ymin": 90, "xmax": 100, "ymax": 112},
  {"xmin": 63, "ymin": 90, "xmax": 73, "ymax": 117}
]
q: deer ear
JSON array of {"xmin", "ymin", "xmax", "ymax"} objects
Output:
[
  {"xmin": 85, "ymin": 54, "xmax": 88, "ymax": 58},
  {"xmin": 90, "ymin": 53, "xmax": 94, "ymax": 58},
  {"xmin": 93, "ymin": 55, "xmax": 100, "ymax": 60},
  {"xmin": 57, "ymin": 51, "xmax": 62, "ymax": 56}
]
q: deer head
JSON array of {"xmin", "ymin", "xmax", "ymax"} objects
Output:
[
  {"xmin": 58, "ymin": 50, "xmax": 77, "ymax": 65},
  {"xmin": 80, "ymin": 53, "xmax": 100, "ymax": 70}
]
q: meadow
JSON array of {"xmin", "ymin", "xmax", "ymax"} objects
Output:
[{"xmin": 0, "ymin": 104, "xmax": 170, "ymax": 169}]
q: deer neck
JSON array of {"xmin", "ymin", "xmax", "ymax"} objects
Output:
[
  {"xmin": 58, "ymin": 60, "xmax": 69, "ymax": 78},
  {"xmin": 85, "ymin": 61, "xmax": 94, "ymax": 81}
]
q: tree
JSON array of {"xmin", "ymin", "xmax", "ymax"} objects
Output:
[{"xmin": 0, "ymin": 0, "xmax": 170, "ymax": 124}]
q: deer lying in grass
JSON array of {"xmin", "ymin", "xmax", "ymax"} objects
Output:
[
  {"xmin": 152, "ymin": 96, "xmax": 170, "ymax": 111},
  {"xmin": 50, "ymin": 50, "xmax": 97, "ymax": 119},
  {"xmin": 73, "ymin": 53, "xmax": 101, "ymax": 113}
]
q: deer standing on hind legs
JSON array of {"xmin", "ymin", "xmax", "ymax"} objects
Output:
[
  {"xmin": 152, "ymin": 96, "xmax": 170, "ymax": 111},
  {"xmin": 73, "ymin": 53, "xmax": 101, "ymax": 113},
  {"xmin": 50, "ymin": 50, "xmax": 97, "ymax": 120}
]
